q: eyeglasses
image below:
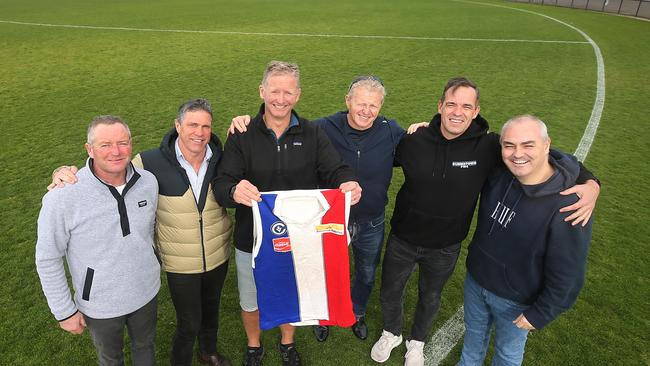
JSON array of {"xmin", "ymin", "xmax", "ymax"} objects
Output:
[{"xmin": 348, "ymin": 75, "xmax": 384, "ymax": 93}]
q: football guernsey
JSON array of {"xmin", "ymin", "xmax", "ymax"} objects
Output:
[{"xmin": 251, "ymin": 189, "xmax": 355, "ymax": 330}]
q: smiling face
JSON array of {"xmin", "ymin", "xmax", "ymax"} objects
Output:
[
  {"xmin": 345, "ymin": 86, "xmax": 384, "ymax": 130},
  {"xmin": 500, "ymin": 117, "xmax": 552, "ymax": 185},
  {"xmin": 175, "ymin": 109, "xmax": 212, "ymax": 158},
  {"xmin": 85, "ymin": 123, "xmax": 132, "ymax": 184},
  {"xmin": 259, "ymin": 72, "xmax": 301, "ymax": 122},
  {"xmin": 437, "ymin": 86, "xmax": 480, "ymax": 140}
]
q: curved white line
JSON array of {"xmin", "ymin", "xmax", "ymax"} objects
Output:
[
  {"xmin": 456, "ymin": 1, "xmax": 605, "ymax": 161},
  {"xmin": 0, "ymin": 19, "xmax": 589, "ymax": 44},
  {"xmin": 425, "ymin": 2, "xmax": 605, "ymax": 366}
]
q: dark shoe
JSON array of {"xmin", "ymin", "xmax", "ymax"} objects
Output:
[
  {"xmin": 278, "ymin": 343, "xmax": 302, "ymax": 366},
  {"xmin": 352, "ymin": 317, "xmax": 368, "ymax": 340},
  {"xmin": 242, "ymin": 346, "xmax": 264, "ymax": 366},
  {"xmin": 197, "ymin": 350, "xmax": 232, "ymax": 366},
  {"xmin": 312, "ymin": 325, "xmax": 329, "ymax": 342}
]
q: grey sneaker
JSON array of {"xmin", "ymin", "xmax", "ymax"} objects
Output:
[{"xmin": 370, "ymin": 330, "xmax": 403, "ymax": 363}]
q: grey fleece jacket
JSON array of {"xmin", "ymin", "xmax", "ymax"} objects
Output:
[{"xmin": 36, "ymin": 159, "xmax": 160, "ymax": 320}]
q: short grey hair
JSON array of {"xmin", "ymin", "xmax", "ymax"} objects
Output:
[
  {"xmin": 500, "ymin": 114, "xmax": 549, "ymax": 143},
  {"xmin": 262, "ymin": 60, "xmax": 300, "ymax": 87},
  {"xmin": 87, "ymin": 115, "xmax": 131, "ymax": 145},
  {"xmin": 176, "ymin": 98, "xmax": 213, "ymax": 124},
  {"xmin": 346, "ymin": 75, "xmax": 386, "ymax": 100}
]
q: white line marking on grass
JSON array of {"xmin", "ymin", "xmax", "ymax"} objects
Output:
[
  {"xmin": 425, "ymin": 306, "xmax": 465, "ymax": 365},
  {"xmin": 423, "ymin": 3, "xmax": 605, "ymax": 366},
  {"xmin": 0, "ymin": 19, "xmax": 590, "ymax": 44}
]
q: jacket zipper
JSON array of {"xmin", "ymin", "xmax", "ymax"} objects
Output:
[{"xmin": 190, "ymin": 187, "xmax": 207, "ymax": 272}]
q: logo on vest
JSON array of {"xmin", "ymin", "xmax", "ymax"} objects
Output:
[
  {"xmin": 315, "ymin": 223, "xmax": 345, "ymax": 235},
  {"xmin": 138, "ymin": 200, "xmax": 147, "ymax": 207},
  {"xmin": 270, "ymin": 221, "xmax": 287, "ymax": 236},
  {"xmin": 272, "ymin": 237, "xmax": 292, "ymax": 252}
]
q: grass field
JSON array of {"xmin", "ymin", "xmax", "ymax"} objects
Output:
[{"xmin": 1, "ymin": 0, "xmax": 649, "ymax": 365}]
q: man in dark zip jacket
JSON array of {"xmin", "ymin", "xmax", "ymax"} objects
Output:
[
  {"xmin": 458, "ymin": 115, "xmax": 592, "ymax": 366},
  {"xmin": 310, "ymin": 77, "xmax": 405, "ymax": 342},
  {"xmin": 371, "ymin": 77, "xmax": 601, "ymax": 366},
  {"xmin": 212, "ymin": 61, "xmax": 361, "ymax": 366},
  {"xmin": 228, "ymin": 76, "xmax": 407, "ymax": 342}
]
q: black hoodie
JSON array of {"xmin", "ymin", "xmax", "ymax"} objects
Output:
[
  {"xmin": 466, "ymin": 151, "xmax": 592, "ymax": 329},
  {"xmin": 390, "ymin": 113, "xmax": 501, "ymax": 248}
]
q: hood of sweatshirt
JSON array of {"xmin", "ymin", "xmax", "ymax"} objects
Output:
[{"xmin": 519, "ymin": 149, "xmax": 580, "ymax": 198}]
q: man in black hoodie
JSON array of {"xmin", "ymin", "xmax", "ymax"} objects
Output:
[
  {"xmin": 458, "ymin": 115, "xmax": 592, "ymax": 365},
  {"xmin": 370, "ymin": 78, "xmax": 600, "ymax": 366}
]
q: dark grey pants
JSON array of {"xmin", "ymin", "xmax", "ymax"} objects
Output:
[
  {"xmin": 379, "ymin": 234, "xmax": 461, "ymax": 341},
  {"xmin": 85, "ymin": 295, "xmax": 158, "ymax": 366}
]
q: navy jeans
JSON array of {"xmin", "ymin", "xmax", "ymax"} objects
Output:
[
  {"xmin": 166, "ymin": 261, "xmax": 229, "ymax": 366},
  {"xmin": 350, "ymin": 213, "xmax": 386, "ymax": 317},
  {"xmin": 379, "ymin": 233, "xmax": 461, "ymax": 341},
  {"xmin": 85, "ymin": 295, "xmax": 158, "ymax": 366},
  {"xmin": 457, "ymin": 274, "xmax": 529, "ymax": 366}
]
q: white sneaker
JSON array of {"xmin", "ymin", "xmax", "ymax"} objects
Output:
[
  {"xmin": 404, "ymin": 340, "xmax": 425, "ymax": 366},
  {"xmin": 371, "ymin": 330, "xmax": 403, "ymax": 363}
]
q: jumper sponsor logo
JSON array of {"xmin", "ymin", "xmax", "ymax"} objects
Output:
[
  {"xmin": 315, "ymin": 223, "xmax": 345, "ymax": 235},
  {"xmin": 490, "ymin": 201, "xmax": 516, "ymax": 228},
  {"xmin": 270, "ymin": 221, "xmax": 287, "ymax": 235},
  {"xmin": 452, "ymin": 160, "xmax": 477, "ymax": 169},
  {"xmin": 138, "ymin": 200, "xmax": 147, "ymax": 207},
  {"xmin": 293, "ymin": 141, "xmax": 302, "ymax": 146},
  {"xmin": 272, "ymin": 237, "xmax": 291, "ymax": 252}
]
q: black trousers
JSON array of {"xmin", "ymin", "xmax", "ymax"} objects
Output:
[
  {"xmin": 166, "ymin": 261, "xmax": 229, "ymax": 366},
  {"xmin": 379, "ymin": 233, "xmax": 461, "ymax": 341},
  {"xmin": 85, "ymin": 295, "xmax": 158, "ymax": 366}
]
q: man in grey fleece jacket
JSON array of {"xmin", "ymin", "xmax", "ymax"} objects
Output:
[{"xmin": 36, "ymin": 116, "xmax": 161, "ymax": 366}]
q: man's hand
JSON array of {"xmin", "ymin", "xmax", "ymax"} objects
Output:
[
  {"xmin": 407, "ymin": 122, "xmax": 429, "ymax": 134},
  {"xmin": 559, "ymin": 179, "xmax": 600, "ymax": 226},
  {"xmin": 47, "ymin": 166, "xmax": 79, "ymax": 191},
  {"xmin": 512, "ymin": 313, "xmax": 535, "ymax": 331},
  {"xmin": 339, "ymin": 181, "xmax": 362, "ymax": 205},
  {"xmin": 228, "ymin": 115, "xmax": 252, "ymax": 135},
  {"xmin": 59, "ymin": 311, "xmax": 86, "ymax": 335},
  {"xmin": 232, "ymin": 179, "xmax": 261, "ymax": 207}
]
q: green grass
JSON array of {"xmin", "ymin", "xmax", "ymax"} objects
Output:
[{"xmin": 1, "ymin": 0, "xmax": 648, "ymax": 364}]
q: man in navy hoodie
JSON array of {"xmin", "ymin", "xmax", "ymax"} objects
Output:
[{"xmin": 457, "ymin": 115, "xmax": 592, "ymax": 365}]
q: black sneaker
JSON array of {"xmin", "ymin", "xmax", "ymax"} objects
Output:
[
  {"xmin": 278, "ymin": 343, "xmax": 302, "ymax": 366},
  {"xmin": 243, "ymin": 346, "xmax": 264, "ymax": 366},
  {"xmin": 312, "ymin": 325, "xmax": 330, "ymax": 342},
  {"xmin": 352, "ymin": 316, "xmax": 368, "ymax": 340}
]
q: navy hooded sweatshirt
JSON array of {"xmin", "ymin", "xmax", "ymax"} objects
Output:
[
  {"xmin": 466, "ymin": 150, "xmax": 592, "ymax": 329},
  {"xmin": 313, "ymin": 111, "xmax": 405, "ymax": 222}
]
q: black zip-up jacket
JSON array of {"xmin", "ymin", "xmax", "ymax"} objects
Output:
[
  {"xmin": 314, "ymin": 111, "xmax": 405, "ymax": 222},
  {"xmin": 466, "ymin": 151, "xmax": 592, "ymax": 329},
  {"xmin": 391, "ymin": 114, "xmax": 598, "ymax": 249},
  {"xmin": 213, "ymin": 104, "xmax": 356, "ymax": 252}
]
